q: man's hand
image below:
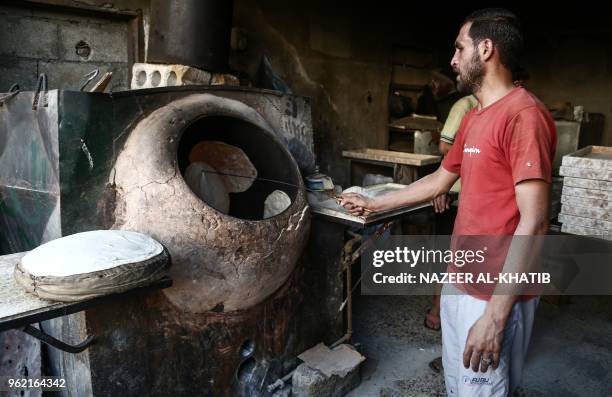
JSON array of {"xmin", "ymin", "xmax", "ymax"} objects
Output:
[
  {"xmin": 337, "ymin": 193, "xmax": 374, "ymax": 216},
  {"xmin": 463, "ymin": 312, "xmax": 506, "ymax": 373},
  {"xmin": 335, "ymin": 165, "xmax": 459, "ymax": 216},
  {"xmin": 432, "ymin": 193, "xmax": 451, "ymax": 213}
]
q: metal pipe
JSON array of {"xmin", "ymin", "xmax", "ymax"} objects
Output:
[
  {"xmin": 148, "ymin": 0, "xmax": 234, "ymax": 71},
  {"xmin": 331, "ymin": 222, "xmax": 393, "ymax": 348}
]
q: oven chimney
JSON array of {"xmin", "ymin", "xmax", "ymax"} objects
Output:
[{"xmin": 148, "ymin": 0, "xmax": 234, "ymax": 72}]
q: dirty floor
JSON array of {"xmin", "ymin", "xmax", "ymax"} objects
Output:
[{"xmin": 348, "ymin": 295, "xmax": 612, "ymax": 397}]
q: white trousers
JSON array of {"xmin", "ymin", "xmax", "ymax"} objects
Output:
[{"xmin": 440, "ymin": 284, "xmax": 539, "ymax": 397}]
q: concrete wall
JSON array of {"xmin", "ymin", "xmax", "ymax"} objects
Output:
[
  {"xmin": 0, "ymin": 1, "xmax": 148, "ymax": 92},
  {"xmin": 523, "ymin": 30, "xmax": 612, "ymax": 146},
  {"xmin": 229, "ymin": 1, "xmax": 459, "ymax": 187},
  {"xmin": 231, "ymin": 1, "xmax": 411, "ymax": 187}
]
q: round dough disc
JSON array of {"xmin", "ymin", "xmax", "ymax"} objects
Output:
[{"xmin": 14, "ymin": 230, "xmax": 168, "ymax": 302}]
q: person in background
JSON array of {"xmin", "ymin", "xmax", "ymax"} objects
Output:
[
  {"xmin": 439, "ymin": 95, "xmax": 479, "ymax": 155},
  {"xmin": 416, "ymin": 67, "xmax": 464, "ymax": 122},
  {"xmin": 431, "ymin": 67, "xmax": 464, "ymax": 123}
]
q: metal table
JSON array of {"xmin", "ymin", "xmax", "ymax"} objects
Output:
[
  {"xmin": 309, "ymin": 184, "xmax": 435, "ymax": 346},
  {"xmin": 0, "ymin": 252, "xmax": 172, "ymax": 353},
  {"xmin": 309, "ymin": 183, "xmax": 433, "ymax": 228}
]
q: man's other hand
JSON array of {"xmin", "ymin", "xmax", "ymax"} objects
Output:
[
  {"xmin": 463, "ymin": 313, "xmax": 505, "ymax": 373},
  {"xmin": 432, "ymin": 193, "xmax": 451, "ymax": 213}
]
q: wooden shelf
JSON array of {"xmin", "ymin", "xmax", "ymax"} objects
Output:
[{"xmin": 342, "ymin": 148, "xmax": 441, "ymax": 167}]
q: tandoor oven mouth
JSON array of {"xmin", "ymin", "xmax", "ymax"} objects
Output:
[{"xmin": 177, "ymin": 115, "xmax": 300, "ymax": 221}]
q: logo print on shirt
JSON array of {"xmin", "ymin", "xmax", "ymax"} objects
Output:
[
  {"xmin": 462, "ymin": 376, "xmax": 493, "ymax": 386},
  {"xmin": 463, "ymin": 144, "xmax": 481, "ymax": 157}
]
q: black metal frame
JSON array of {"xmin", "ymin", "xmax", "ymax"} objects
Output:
[
  {"xmin": 1, "ymin": 277, "xmax": 172, "ymax": 353},
  {"xmin": 22, "ymin": 324, "xmax": 94, "ymax": 353}
]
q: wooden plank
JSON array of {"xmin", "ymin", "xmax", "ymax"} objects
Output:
[
  {"xmin": 560, "ymin": 204, "xmax": 612, "ymax": 222},
  {"xmin": 559, "ymin": 165, "xmax": 612, "ymax": 181},
  {"xmin": 342, "ymin": 148, "xmax": 441, "ymax": 166},
  {"xmin": 562, "ymin": 185, "xmax": 612, "ymax": 201},
  {"xmin": 561, "ymin": 145, "xmax": 612, "ymax": 170},
  {"xmin": 558, "ymin": 213, "xmax": 612, "ymax": 231},
  {"xmin": 563, "ymin": 176, "xmax": 612, "ymax": 192},
  {"xmin": 388, "ymin": 115, "xmax": 442, "ymax": 132},
  {"xmin": 561, "ymin": 195, "xmax": 612, "ymax": 210},
  {"xmin": 389, "ymin": 83, "xmax": 425, "ymax": 92},
  {"xmin": 561, "ymin": 223, "xmax": 612, "ymax": 240}
]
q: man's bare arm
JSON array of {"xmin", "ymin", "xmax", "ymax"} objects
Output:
[
  {"xmin": 339, "ymin": 165, "xmax": 459, "ymax": 214},
  {"xmin": 485, "ymin": 179, "xmax": 550, "ymax": 318},
  {"xmin": 463, "ymin": 179, "xmax": 550, "ymax": 373}
]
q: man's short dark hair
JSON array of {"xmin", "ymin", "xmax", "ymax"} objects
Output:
[{"xmin": 464, "ymin": 8, "xmax": 523, "ymax": 75}]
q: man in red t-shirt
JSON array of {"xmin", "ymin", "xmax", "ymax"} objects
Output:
[{"xmin": 340, "ymin": 8, "xmax": 556, "ymax": 397}]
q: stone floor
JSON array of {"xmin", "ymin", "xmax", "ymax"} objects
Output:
[{"xmin": 347, "ymin": 295, "xmax": 612, "ymax": 397}]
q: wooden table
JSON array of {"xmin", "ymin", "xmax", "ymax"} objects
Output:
[{"xmin": 342, "ymin": 148, "xmax": 441, "ymax": 185}]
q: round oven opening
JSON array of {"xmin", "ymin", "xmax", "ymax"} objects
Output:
[{"xmin": 177, "ymin": 115, "xmax": 299, "ymax": 220}]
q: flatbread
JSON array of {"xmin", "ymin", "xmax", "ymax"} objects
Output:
[
  {"xmin": 185, "ymin": 162, "xmax": 230, "ymax": 214},
  {"xmin": 188, "ymin": 141, "xmax": 257, "ymax": 193},
  {"xmin": 342, "ymin": 186, "xmax": 372, "ymax": 197},
  {"xmin": 14, "ymin": 230, "xmax": 169, "ymax": 302},
  {"xmin": 263, "ymin": 190, "xmax": 291, "ymax": 219}
]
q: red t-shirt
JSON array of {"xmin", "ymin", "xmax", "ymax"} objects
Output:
[{"xmin": 442, "ymin": 87, "xmax": 557, "ymax": 299}]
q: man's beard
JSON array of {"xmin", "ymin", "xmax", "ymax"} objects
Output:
[{"xmin": 456, "ymin": 52, "xmax": 484, "ymax": 94}]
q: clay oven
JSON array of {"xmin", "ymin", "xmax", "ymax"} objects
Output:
[{"xmin": 113, "ymin": 93, "xmax": 310, "ymax": 312}]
